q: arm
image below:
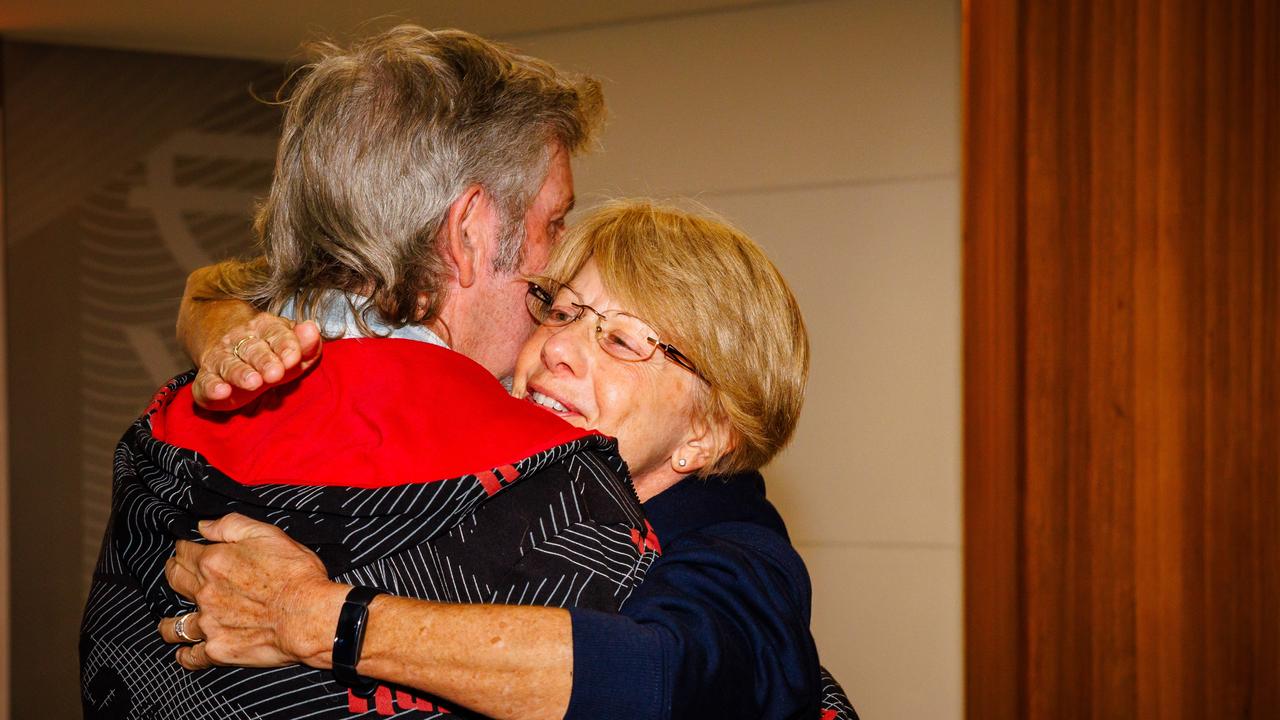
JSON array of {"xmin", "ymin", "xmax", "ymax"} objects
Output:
[
  {"xmin": 341, "ymin": 596, "xmax": 572, "ymax": 719},
  {"xmin": 161, "ymin": 516, "xmax": 816, "ymax": 720},
  {"xmin": 178, "ymin": 260, "xmax": 322, "ymax": 410},
  {"xmin": 564, "ymin": 526, "xmax": 819, "ymax": 720},
  {"xmin": 161, "ymin": 514, "xmax": 573, "ymax": 720}
]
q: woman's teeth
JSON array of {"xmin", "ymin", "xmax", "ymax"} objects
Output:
[{"xmin": 530, "ymin": 390, "xmax": 569, "ymax": 413}]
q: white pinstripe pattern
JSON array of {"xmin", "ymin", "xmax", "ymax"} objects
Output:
[
  {"xmin": 83, "ymin": 371, "xmax": 659, "ymax": 719},
  {"xmin": 819, "ymin": 666, "xmax": 859, "ymax": 719}
]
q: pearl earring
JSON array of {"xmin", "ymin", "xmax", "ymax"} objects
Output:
[{"xmin": 678, "ymin": 458, "xmax": 687, "ymax": 467}]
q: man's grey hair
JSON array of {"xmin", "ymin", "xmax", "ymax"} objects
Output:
[{"xmin": 227, "ymin": 25, "xmax": 604, "ymax": 334}]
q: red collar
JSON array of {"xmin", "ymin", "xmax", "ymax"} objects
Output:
[{"xmin": 151, "ymin": 339, "xmax": 594, "ymax": 487}]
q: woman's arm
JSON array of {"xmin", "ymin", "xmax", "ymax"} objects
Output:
[
  {"xmin": 160, "ymin": 513, "xmax": 574, "ymax": 720},
  {"xmin": 346, "ymin": 597, "xmax": 573, "ymax": 719},
  {"xmin": 178, "ymin": 260, "xmax": 322, "ymax": 410},
  {"xmin": 160, "ymin": 512, "xmax": 817, "ymax": 720},
  {"xmin": 564, "ymin": 526, "xmax": 819, "ymax": 719}
]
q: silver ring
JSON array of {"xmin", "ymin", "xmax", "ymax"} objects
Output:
[
  {"xmin": 174, "ymin": 612, "xmax": 199, "ymax": 643},
  {"xmin": 232, "ymin": 335, "xmax": 258, "ymax": 362}
]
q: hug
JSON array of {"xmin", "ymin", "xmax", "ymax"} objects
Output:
[{"xmin": 80, "ymin": 25, "xmax": 855, "ymax": 720}]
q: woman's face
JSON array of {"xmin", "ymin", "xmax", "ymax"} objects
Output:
[{"xmin": 511, "ymin": 259, "xmax": 704, "ymax": 491}]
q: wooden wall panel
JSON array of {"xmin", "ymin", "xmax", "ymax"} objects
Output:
[
  {"xmin": 962, "ymin": 0, "xmax": 1024, "ymax": 716},
  {"xmin": 964, "ymin": 0, "xmax": 1280, "ymax": 717},
  {"xmin": 0, "ymin": 62, "xmax": 9, "ymax": 720}
]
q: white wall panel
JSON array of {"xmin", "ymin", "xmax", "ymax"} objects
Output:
[
  {"xmin": 703, "ymin": 178, "xmax": 961, "ymax": 547},
  {"xmin": 800, "ymin": 544, "xmax": 963, "ymax": 719},
  {"xmin": 521, "ymin": 0, "xmax": 960, "ymax": 197}
]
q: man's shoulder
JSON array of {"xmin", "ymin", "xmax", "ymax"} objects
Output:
[
  {"xmin": 152, "ymin": 339, "xmax": 592, "ymax": 487},
  {"xmin": 318, "ymin": 337, "xmax": 494, "ymax": 399}
]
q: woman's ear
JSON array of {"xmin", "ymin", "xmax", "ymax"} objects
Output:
[
  {"xmin": 441, "ymin": 185, "xmax": 490, "ymax": 288},
  {"xmin": 670, "ymin": 414, "xmax": 733, "ymax": 475}
]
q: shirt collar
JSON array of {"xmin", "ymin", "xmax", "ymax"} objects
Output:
[
  {"xmin": 280, "ymin": 290, "xmax": 447, "ymax": 347},
  {"xmin": 641, "ymin": 470, "xmax": 790, "ymax": 544}
]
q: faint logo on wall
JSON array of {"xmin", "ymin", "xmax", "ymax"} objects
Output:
[
  {"xmin": 80, "ymin": 94, "xmax": 278, "ymax": 581},
  {"xmin": 121, "ymin": 130, "xmax": 276, "ymax": 384}
]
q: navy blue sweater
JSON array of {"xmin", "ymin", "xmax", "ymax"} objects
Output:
[{"xmin": 566, "ymin": 472, "xmax": 820, "ymax": 720}]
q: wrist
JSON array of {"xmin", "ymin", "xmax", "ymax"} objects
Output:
[
  {"xmin": 280, "ymin": 579, "xmax": 350, "ymax": 669},
  {"xmin": 331, "ymin": 586, "xmax": 388, "ymax": 696}
]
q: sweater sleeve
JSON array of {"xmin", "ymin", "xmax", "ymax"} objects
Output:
[{"xmin": 564, "ymin": 522, "xmax": 820, "ymax": 720}]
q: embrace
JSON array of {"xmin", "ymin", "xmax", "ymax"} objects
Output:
[{"xmin": 80, "ymin": 26, "xmax": 856, "ymax": 720}]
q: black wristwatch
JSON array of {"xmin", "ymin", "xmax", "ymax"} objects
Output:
[{"xmin": 332, "ymin": 586, "xmax": 386, "ymax": 697}]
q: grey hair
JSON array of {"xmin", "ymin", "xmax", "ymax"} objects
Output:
[{"xmin": 225, "ymin": 25, "xmax": 604, "ymax": 335}]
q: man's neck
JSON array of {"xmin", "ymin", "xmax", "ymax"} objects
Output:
[{"xmin": 282, "ymin": 290, "xmax": 448, "ymax": 347}]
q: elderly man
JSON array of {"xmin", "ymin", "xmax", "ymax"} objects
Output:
[
  {"xmin": 80, "ymin": 26, "xmax": 663, "ymax": 720},
  {"xmin": 183, "ymin": 26, "xmax": 586, "ymax": 399}
]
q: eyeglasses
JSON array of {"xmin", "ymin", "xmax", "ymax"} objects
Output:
[{"xmin": 525, "ymin": 281, "xmax": 700, "ymax": 376}]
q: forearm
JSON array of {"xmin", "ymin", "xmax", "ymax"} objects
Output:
[{"xmin": 292, "ymin": 584, "xmax": 574, "ymax": 720}]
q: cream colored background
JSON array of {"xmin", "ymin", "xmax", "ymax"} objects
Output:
[{"xmin": 519, "ymin": 2, "xmax": 962, "ymax": 717}]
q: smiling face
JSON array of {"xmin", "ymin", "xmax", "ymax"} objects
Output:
[{"xmin": 511, "ymin": 259, "xmax": 707, "ymax": 499}]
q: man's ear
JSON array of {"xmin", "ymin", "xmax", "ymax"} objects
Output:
[
  {"xmin": 442, "ymin": 185, "xmax": 491, "ymax": 289},
  {"xmin": 411, "ymin": 292, "xmax": 429, "ymax": 321},
  {"xmin": 669, "ymin": 414, "xmax": 734, "ymax": 476}
]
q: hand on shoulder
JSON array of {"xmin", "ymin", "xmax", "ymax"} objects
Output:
[{"xmin": 194, "ymin": 314, "xmax": 323, "ymax": 411}]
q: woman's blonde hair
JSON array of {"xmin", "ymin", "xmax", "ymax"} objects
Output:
[{"xmin": 543, "ymin": 200, "xmax": 809, "ymax": 476}]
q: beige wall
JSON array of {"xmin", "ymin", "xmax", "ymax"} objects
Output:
[{"xmin": 518, "ymin": 1, "xmax": 962, "ymax": 716}]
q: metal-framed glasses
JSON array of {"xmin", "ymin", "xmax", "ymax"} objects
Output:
[{"xmin": 525, "ymin": 281, "xmax": 700, "ymax": 376}]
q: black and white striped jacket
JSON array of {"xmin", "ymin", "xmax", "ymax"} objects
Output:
[{"xmin": 81, "ymin": 344, "xmax": 659, "ymax": 720}]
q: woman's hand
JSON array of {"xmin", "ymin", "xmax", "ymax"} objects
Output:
[
  {"xmin": 158, "ymin": 514, "xmax": 574, "ymax": 719},
  {"xmin": 159, "ymin": 513, "xmax": 346, "ymax": 671},
  {"xmin": 193, "ymin": 313, "xmax": 323, "ymax": 411},
  {"xmin": 177, "ymin": 261, "xmax": 324, "ymax": 411}
]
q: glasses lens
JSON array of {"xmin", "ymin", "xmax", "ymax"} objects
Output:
[
  {"xmin": 526, "ymin": 283, "xmax": 553, "ymax": 323},
  {"xmin": 598, "ymin": 315, "xmax": 659, "ymax": 361},
  {"xmin": 545, "ymin": 302, "xmax": 581, "ymax": 326},
  {"xmin": 527, "ymin": 281, "xmax": 584, "ymax": 327}
]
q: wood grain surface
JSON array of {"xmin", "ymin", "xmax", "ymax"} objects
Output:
[{"xmin": 964, "ymin": 0, "xmax": 1280, "ymax": 717}]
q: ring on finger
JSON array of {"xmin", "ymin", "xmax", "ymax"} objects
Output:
[
  {"xmin": 232, "ymin": 335, "xmax": 259, "ymax": 362},
  {"xmin": 174, "ymin": 612, "xmax": 200, "ymax": 643}
]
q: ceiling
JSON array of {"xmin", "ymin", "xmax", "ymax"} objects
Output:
[{"xmin": 1, "ymin": 0, "xmax": 780, "ymax": 61}]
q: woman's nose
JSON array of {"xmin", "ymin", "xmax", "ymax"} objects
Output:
[{"xmin": 540, "ymin": 316, "xmax": 593, "ymax": 375}]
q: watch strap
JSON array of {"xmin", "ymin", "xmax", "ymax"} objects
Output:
[{"xmin": 331, "ymin": 585, "xmax": 386, "ymax": 697}]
